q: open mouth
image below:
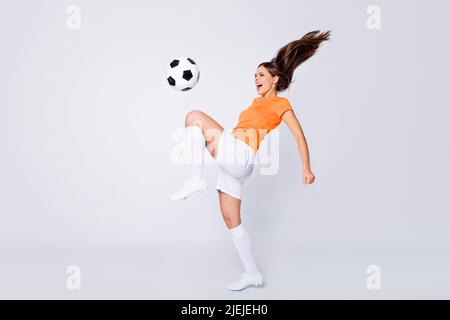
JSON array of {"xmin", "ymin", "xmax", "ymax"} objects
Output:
[{"xmin": 256, "ymin": 84, "xmax": 262, "ymax": 90}]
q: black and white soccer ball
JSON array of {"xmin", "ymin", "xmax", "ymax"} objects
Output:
[{"xmin": 166, "ymin": 57, "xmax": 200, "ymax": 91}]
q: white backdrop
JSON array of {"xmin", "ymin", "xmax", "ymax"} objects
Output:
[{"xmin": 0, "ymin": 0, "xmax": 449, "ymax": 299}]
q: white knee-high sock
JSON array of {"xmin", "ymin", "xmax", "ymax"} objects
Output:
[
  {"xmin": 185, "ymin": 125, "xmax": 205, "ymax": 181},
  {"xmin": 229, "ymin": 223, "xmax": 260, "ymax": 276}
]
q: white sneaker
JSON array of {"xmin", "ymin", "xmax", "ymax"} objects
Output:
[
  {"xmin": 227, "ymin": 272, "xmax": 264, "ymax": 291},
  {"xmin": 169, "ymin": 178, "xmax": 207, "ymax": 201}
]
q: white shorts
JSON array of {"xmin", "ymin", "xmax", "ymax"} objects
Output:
[{"xmin": 215, "ymin": 129, "xmax": 256, "ymax": 200}]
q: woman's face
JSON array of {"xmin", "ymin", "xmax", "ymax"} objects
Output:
[{"xmin": 254, "ymin": 66, "xmax": 278, "ymax": 95}]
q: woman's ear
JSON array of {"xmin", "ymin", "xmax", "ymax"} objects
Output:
[{"xmin": 273, "ymin": 75, "xmax": 279, "ymax": 84}]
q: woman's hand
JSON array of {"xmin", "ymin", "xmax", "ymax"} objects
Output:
[{"xmin": 302, "ymin": 167, "xmax": 316, "ymax": 185}]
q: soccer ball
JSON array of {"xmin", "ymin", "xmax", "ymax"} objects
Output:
[{"xmin": 166, "ymin": 57, "xmax": 200, "ymax": 91}]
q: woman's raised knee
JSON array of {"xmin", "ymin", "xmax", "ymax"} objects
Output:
[{"xmin": 185, "ymin": 109, "xmax": 203, "ymax": 126}]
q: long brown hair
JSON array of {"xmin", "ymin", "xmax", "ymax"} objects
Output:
[{"xmin": 259, "ymin": 30, "xmax": 331, "ymax": 93}]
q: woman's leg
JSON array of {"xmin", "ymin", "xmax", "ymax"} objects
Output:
[
  {"xmin": 184, "ymin": 109, "xmax": 224, "ymax": 160},
  {"xmin": 170, "ymin": 109, "xmax": 224, "ymax": 201},
  {"xmin": 219, "ymin": 190, "xmax": 263, "ymax": 291},
  {"xmin": 218, "ymin": 190, "xmax": 241, "ymax": 228}
]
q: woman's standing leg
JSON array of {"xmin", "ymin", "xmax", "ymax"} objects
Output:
[
  {"xmin": 219, "ymin": 190, "xmax": 263, "ymax": 291},
  {"xmin": 218, "ymin": 190, "xmax": 241, "ymax": 229},
  {"xmin": 170, "ymin": 109, "xmax": 224, "ymax": 200}
]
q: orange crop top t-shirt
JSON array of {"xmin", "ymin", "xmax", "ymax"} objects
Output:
[{"xmin": 231, "ymin": 96, "xmax": 293, "ymax": 152}]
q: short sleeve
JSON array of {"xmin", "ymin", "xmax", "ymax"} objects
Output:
[{"xmin": 274, "ymin": 98, "xmax": 293, "ymax": 118}]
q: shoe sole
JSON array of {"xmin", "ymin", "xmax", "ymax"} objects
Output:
[
  {"xmin": 227, "ymin": 281, "xmax": 264, "ymax": 291},
  {"xmin": 170, "ymin": 186, "xmax": 208, "ymax": 201}
]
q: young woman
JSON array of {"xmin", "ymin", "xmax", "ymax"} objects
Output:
[{"xmin": 170, "ymin": 30, "xmax": 331, "ymax": 291}]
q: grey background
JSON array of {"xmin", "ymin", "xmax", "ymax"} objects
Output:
[{"xmin": 0, "ymin": 0, "xmax": 449, "ymax": 299}]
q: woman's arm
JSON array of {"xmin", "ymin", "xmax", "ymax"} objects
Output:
[{"xmin": 281, "ymin": 110, "xmax": 316, "ymax": 184}]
